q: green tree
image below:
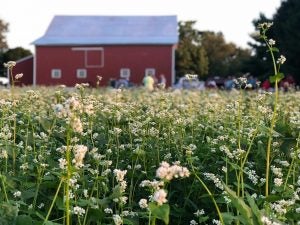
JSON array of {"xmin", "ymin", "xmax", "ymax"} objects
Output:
[
  {"xmin": 249, "ymin": 0, "xmax": 300, "ymax": 84},
  {"xmin": 2, "ymin": 47, "xmax": 32, "ymax": 62},
  {"xmin": 0, "ymin": 47, "xmax": 32, "ymax": 77},
  {"xmin": 0, "ymin": 18, "xmax": 9, "ymax": 52},
  {"xmin": 272, "ymin": 0, "xmax": 300, "ymax": 84},
  {"xmin": 247, "ymin": 14, "xmax": 276, "ymax": 81},
  {"xmin": 175, "ymin": 21, "xmax": 209, "ymax": 79},
  {"xmin": 201, "ymin": 31, "xmax": 236, "ymax": 76},
  {"xmin": 175, "ymin": 21, "xmax": 251, "ymax": 81}
]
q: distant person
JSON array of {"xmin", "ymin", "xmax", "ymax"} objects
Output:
[
  {"xmin": 280, "ymin": 75, "xmax": 295, "ymax": 92},
  {"xmin": 224, "ymin": 76, "xmax": 234, "ymax": 90},
  {"xmin": 207, "ymin": 79, "xmax": 217, "ymax": 89},
  {"xmin": 115, "ymin": 77, "xmax": 129, "ymax": 89},
  {"xmin": 262, "ymin": 79, "xmax": 271, "ymax": 91},
  {"xmin": 143, "ymin": 74, "xmax": 155, "ymax": 91},
  {"xmin": 158, "ymin": 74, "xmax": 167, "ymax": 88},
  {"xmin": 247, "ymin": 76, "xmax": 257, "ymax": 89}
]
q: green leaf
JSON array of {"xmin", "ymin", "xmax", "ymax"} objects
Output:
[
  {"xmin": 265, "ymin": 194, "xmax": 282, "ymax": 203},
  {"xmin": 86, "ymin": 208, "xmax": 104, "ymax": 223},
  {"xmin": 149, "ymin": 202, "xmax": 170, "ymax": 225},
  {"xmin": 44, "ymin": 221, "xmax": 62, "ymax": 225},
  {"xmin": 246, "ymin": 192, "xmax": 263, "ymax": 225},
  {"xmin": 16, "ymin": 215, "xmax": 33, "ymax": 225},
  {"xmin": 221, "ymin": 212, "xmax": 236, "ymax": 224},
  {"xmin": 269, "ymin": 73, "xmax": 284, "ymax": 83},
  {"xmin": 223, "ymin": 185, "xmax": 253, "ymax": 225},
  {"xmin": 271, "ymin": 47, "xmax": 279, "ymax": 52},
  {"xmin": 123, "ymin": 218, "xmax": 139, "ymax": 225}
]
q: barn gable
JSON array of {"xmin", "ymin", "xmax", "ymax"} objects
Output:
[{"xmin": 32, "ymin": 15, "xmax": 178, "ymax": 45}]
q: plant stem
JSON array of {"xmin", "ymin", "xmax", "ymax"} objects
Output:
[
  {"xmin": 190, "ymin": 164, "xmax": 224, "ymax": 225},
  {"xmin": 43, "ymin": 178, "xmax": 64, "ymax": 224},
  {"xmin": 263, "ymin": 35, "xmax": 279, "ymax": 198},
  {"xmin": 0, "ymin": 174, "xmax": 9, "ymax": 202}
]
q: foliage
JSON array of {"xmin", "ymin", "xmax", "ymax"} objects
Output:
[
  {"xmin": 0, "ymin": 18, "xmax": 9, "ymax": 52},
  {"xmin": 0, "ymin": 81, "xmax": 299, "ymax": 225},
  {"xmin": 175, "ymin": 21, "xmax": 251, "ymax": 80},
  {"xmin": 0, "ymin": 47, "xmax": 32, "ymax": 77},
  {"xmin": 1, "ymin": 47, "xmax": 32, "ymax": 62},
  {"xmin": 249, "ymin": 0, "xmax": 300, "ymax": 84},
  {"xmin": 175, "ymin": 21, "xmax": 209, "ymax": 79}
]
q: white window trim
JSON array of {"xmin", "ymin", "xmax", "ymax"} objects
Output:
[
  {"xmin": 72, "ymin": 47, "xmax": 104, "ymax": 68},
  {"xmin": 77, "ymin": 69, "xmax": 87, "ymax": 79},
  {"xmin": 120, "ymin": 68, "xmax": 130, "ymax": 79},
  {"xmin": 145, "ymin": 68, "xmax": 155, "ymax": 76},
  {"xmin": 51, "ymin": 69, "xmax": 61, "ymax": 79}
]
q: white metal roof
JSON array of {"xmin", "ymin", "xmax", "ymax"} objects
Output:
[{"xmin": 32, "ymin": 15, "xmax": 178, "ymax": 45}]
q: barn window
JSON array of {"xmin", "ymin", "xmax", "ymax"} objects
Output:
[
  {"xmin": 51, "ymin": 69, "xmax": 61, "ymax": 79},
  {"xmin": 77, "ymin": 69, "xmax": 87, "ymax": 79},
  {"xmin": 120, "ymin": 68, "xmax": 131, "ymax": 79},
  {"xmin": 145, "ymin": 68, "xmax": 155, "ymax": 76},
  {"xmin": 72, "ymin": 47, "xmax": 104, "ymax": 68}
]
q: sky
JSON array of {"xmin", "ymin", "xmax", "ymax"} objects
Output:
[{"xmin": 1, "ymin": 0, "xmax": 282, "ymax": 52}]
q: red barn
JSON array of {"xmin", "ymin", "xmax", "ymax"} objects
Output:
[{"xmin": 28, "ymin": 15, "xmax": 178, "ymax": 87}]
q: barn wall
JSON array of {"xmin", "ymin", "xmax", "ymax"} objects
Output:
[
  {"xmin": 14, "ymin": 56, "xmax": 34, "ymax": 86},
  {"xmin": 35, "ymin": 45, "xmax": 174, "ymax": 87}
]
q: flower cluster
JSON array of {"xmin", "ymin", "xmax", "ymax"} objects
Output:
[{"xmin": 156, "ymin": 161, "xmax": 190, "ymax": 181}]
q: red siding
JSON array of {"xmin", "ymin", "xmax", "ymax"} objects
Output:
[
  {"xmin": 35, "ymin": 45, "xmax": 174, "ymax": 87},
  {"xmin": 14, "ymin": 56, "xmax": 33, "ymax": 86}
]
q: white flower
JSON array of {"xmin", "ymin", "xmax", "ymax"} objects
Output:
[
  {"xmin": 0, "ymin": 150, "xmax": 8, "ymax": 159},
  {"xmin": 58, "ymin": 158, "xmax": 67, "ymax": 170},
  {"xmin": 13, "ymin": 191, "xmax": 21, "ymax": 198},
  {"xmin": 190, "ymin": 220, "xmax": 198, "ymax": 225},
  {"xmin": 3, "ymin": 61, "xmax": 16, "ymax": 68},
  {"xmin": 261, "ymin": 216, "xmax": 272, "ymax": 225},
  {"xmin": 156, "ymin": 161, "xmax": 190, "ymax": 181},
  {"xmin": 83, "ymin": 189, "xmax": 88, "ymax": 198},
  {"xmin": 277, "ymin": 55, "xmax": 286, "ymax": 64},
  {"xmin": 104, "ymin": 208, "xmax": 113, "ymax": 214},
  {"xmin": 113, "ymin": 214, "xmax": 123, "ymax": 225},
  {"xmin": 153, "ymin": 189, "xmax": 168, "ymax": 205},
  {"xmin": 73, "ymin": 206, "xmax": 85, "ymax": 216},
  {"xmin": 38, "ymin": 203, "xmax": 45, "ymax": 209},
  {"xmin": 274, "ymin": 178, "xmax": 283, "ymax": 187},
  {"xmin": 268, "ymin": 39, "xmax": 276, "ymax": 46},
  {"xmin": 113, "ymin": 169, "xmax": 127, "ymax": 182},
  {"xmin": 212, "ymin": 219, "xmax": 222, "ymax": 225},
  {"xmin": 73, "ymin": 145, "xmax": 88, "ymax": 168},
  {"xmin": 71, "ymin": 117, "xmax": 83, "ymax": 133},
  {"xmin": 194, "ymin": 209, "xmax": 205, "ymax": 217},
  {"xmin": 15, "ymin": 73, "xmax": 23, "ymax": 80},
  {"xmin": 139, "ymin": 198, "xmax": 148, "ymax": 209}
]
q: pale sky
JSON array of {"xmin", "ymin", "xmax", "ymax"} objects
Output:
[{"xmin": 1, "ymin": 0, "xmax": 282, "ymax": 52}]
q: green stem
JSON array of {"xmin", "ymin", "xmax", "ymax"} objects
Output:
[
  {"xmin": 263, "ymin": 35, "xmax": 279, "ymax": 198},
  {"xmin": 0, "ymin": 174, "xmax": 9, "ymax": 202},
  {"xmin": 43, "ymin": 178, "xmax": 64, "ymax": 224},
  {"xmin": 283, "ymin": 132, "xmax": 300, "ymax": 190},
  {"xmin": 190, "ymin": 164, "xmax": 224, "ymax": 225}
]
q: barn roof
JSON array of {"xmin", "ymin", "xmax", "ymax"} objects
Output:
[{"xmin": 32, "ymin": 15, "xmax": 178, "ymax": 45}]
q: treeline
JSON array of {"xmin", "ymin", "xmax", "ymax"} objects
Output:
[{"xmin": 176, "ymin": 0, "xmax": 300, "ymax": 84}]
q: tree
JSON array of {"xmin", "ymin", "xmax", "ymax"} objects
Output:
[
  {"xmin": 247, "ymin": 13, "xmax": 274, "ymax": 81},
  {"xmin": 249, "ymin": 0, "xmax": 300, "ymax": 84},
  {"xmin": 1, "ymin": 47, "xmax": 32, "ymax": 62},
  {"xmin": 0, "ymin": 18, "xmax": 9, "ymax": 52},
  {"xmin": 0, "ymin": 47, "xmax": 32, "ymax": 77},
  {"xmin": 201, "ymin": 31, "xmax": 239, "ymax": 76},
  {"xmin": 272, "ymin": 0, "xmax": 300, "ymax": 84},
  {"xmin": 175, "ymin": 21, "xmax": 209, "ymax": 79},
  {"xmin": 175, "ymin": 21, "xmax": 252, "ymax": 81}
]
